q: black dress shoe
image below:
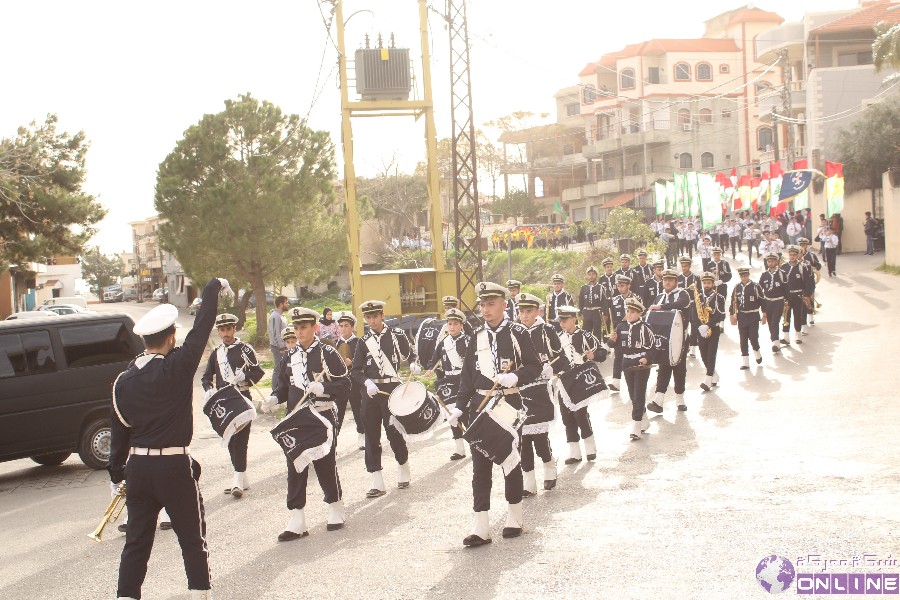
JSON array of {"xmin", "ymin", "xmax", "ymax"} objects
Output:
[
  {"xmin": 449, "ymin": 453, "xmax": 465, "ymax": 461},
  {"xmin": 586, "ymin": 453, "xmax": 596, "ymax": 461},
  {"xmin": 756, "ymin": 356, "xmax": 763, "ymax": 364},
  {"xmin": 647, "ymin": 401, "xmax": 663, "ymax": 413},
  {"xmin": 502, "ymin": 526, "xmax": 522, "ymax": 539},
  {"xmin": 224, "ymin": 487, "xmax": 232, "ymax": 494},
  {"xmin": 117, "ymin": 523, "xmax": 128, "ymax": 533},
  {"xmin": 277, "ymin": 530, "xmax": 309, "ymax": 542},
  {"xmin": 366, "ymin": 488, "xmax": 387, "ymax": 498},
  {"xmin": 677, "ymin": 404, "xmax": 687, "ymax": 412},
  {"xmin": 563, "ymin": 457, "xmax": 581, "ymax": 465},
  {"xmin": 326, "ymin": 522, "xmax": 344, "ymax": 532},
  {"xmin": 397, "ymin": 482, "xmax": 410, "ymax": 489},
  {"xmin": 700, "ymin": 382, "xmax": 711, "ymax": 391},
  {"xmin": 543, "ymin": 479, "xmax": 556, "ymax": 491},
  {"xmin": 159, "ymin": 521, "xmax": 172, "ymax": 531},
  {"xmin": 463, "ymin": 534, "xmax": 491, "ymax": 547},
  {"xmin": 780, "ymin": 339, "xmax": 790, "ymax": 345},
  {"xmin": 231, "ymin": 487, "xmax": 243, "ymax": 499},
  {"xmin": 521, "ymin": 489, "xmax": 536, "ymax": 498},
  {"xmin": 740, "ymin": 365, "xmax": 749, "ymax": 370},
  {"xmin": 608, "ymin": 383, "xmax": 619, "ymax": 391}
]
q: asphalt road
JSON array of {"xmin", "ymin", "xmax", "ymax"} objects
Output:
[{"xmin": 0, "ymin": 252, "xmax": 897, "ymax": 599}]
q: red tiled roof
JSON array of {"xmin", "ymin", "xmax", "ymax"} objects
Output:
[
  {"xmin": 599, "ymin": 191, "xmax": 636, "ymax": 210},
  {"xmin": 811, "ymin": 0, "xmax": 900, "ymax": 34},
  {"xmin": 584, "ymin": 38, "xmax": 742, "ymax": 76},
  {"xmin": 727, "ymin": 8, "xmax": 784, "ymax": 27}
]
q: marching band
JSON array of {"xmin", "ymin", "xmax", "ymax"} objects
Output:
[{"xmin": 103, "ymin": 239, "xmax": 831, "ymax": 598}]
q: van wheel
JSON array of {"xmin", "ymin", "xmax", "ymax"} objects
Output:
[
  {"xmin": 79, "ymin": 418, "xmax": 112, "ymax": 470},
  {"xmin": 31, "ymin": 452, "xmax": 72, "ymax": 466}
]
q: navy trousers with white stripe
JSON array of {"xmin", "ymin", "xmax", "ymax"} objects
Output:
[{"xmin": 118, "ymin": 455, "xmax": 209, "ymax": 598}]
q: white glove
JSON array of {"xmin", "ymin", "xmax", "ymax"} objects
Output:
[
  {"xmin": 110, "ymin": 482, "xmax": 122, "ymax": 499},
  {"xmin": 715, "ymin": 279, "xmax": 723, "ymax": 286},
  {"xmin": 541, "ymin": 363, "xmax": 554, "ymax": 380},
  {"xmin": 698, "ymin": 324, "xmax": 710, "ymax": 338},
  {"xmin": 230, "ymin": 369, "xmax": 246, "ymax": 385},
  {"xmin": 495, "ymin": 373, "xmax": 518, "ymax": 388},
  {"xmin": 365, "ymin": 379, "xmax": 380, "ymax": 398},
  {"xmin": 410, "ymin": 363, "xmax": 422, "ymax": 375},
  {"xmin": 446, "ymin": 407, "xmax": 464, "ymax": 427},
  {"xmin": 204, "ymin": 388, "xmax": 215, "ymax": 402},
  {"xmin": 307, "ymin": 381, "xmax": 325, "ymax": 397},
  {"xmin": 217, "ymin": 278, "xmax": 233, "ymax": 296},
  {"xmin": 261, "ymin": 395, "xmax": 279, "ymax": 414}
]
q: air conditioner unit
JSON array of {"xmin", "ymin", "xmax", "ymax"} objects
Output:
[{"xmin": 682, "ymin": 123, "xmax": 693, "ymax": 132}]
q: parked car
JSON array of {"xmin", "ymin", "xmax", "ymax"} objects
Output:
[
  {"xmin": 151, "ymin": 288, "xmax": 168, "ymax": 303},
  {"xmin": 5, "ymin": 311, "xmax": 59, "ymax": 321},
  {"xmin": 0, "ymin": 312, "xmax": 144, "ymax": 470},
  {"xmin": 245, "ymin": 290, "xmax": 275, "ymax": 309},
  {"xmin": 189, "ymin": 297, "xmax": 202, "ymax": 315},
  {"xmin": 42, "ymin": 296, "xmax": 88, "ymax": 309},
  {"xmin": 102, "ymin": 285, "xmax": 124, "ymax": 303},
  {"xmin": 38, "ymin": 304, "xmax": 89, "ymax": 316},
  {"xmin": 123, "ymin": 288, "xmax": 138, "ymax": 302}
]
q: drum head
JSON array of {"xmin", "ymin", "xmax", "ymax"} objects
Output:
[
  {"xmin": 668, "ymin": 311, "xmax": 684, "ymax": 364},
  {"xmin": 388, "ymin": 381, "xmax": 428, "ymax": 416},
  {"xmin": 490, "ymin": 399, "xmax": 519, "ymax": 427}
]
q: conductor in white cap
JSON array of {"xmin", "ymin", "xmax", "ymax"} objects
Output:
[{"xmin": 108, "ymin": 277, "xmax": 230, "ymax": 600}]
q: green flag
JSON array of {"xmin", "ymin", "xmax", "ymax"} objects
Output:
[
  {"xmin": 673, "ymin": 172, "xmax": 686, "ymax": 217},
  {"xmin": 665, "ymin": 181, "xmax": 675, "ymax": 215},
  {"xmin": 654, "ymin": 182, "xmax": 667, "ymax": 215},
  {"xmin": 686, "ymin": 171, "xmax": 700, "ymax": 217},
  {"xmin": 552, "ymin": 198, "xmax": 568, "ymax": 222},
  {"xmin": 698, "ymin": 172, "xmax": 723, "ymax": 230}
]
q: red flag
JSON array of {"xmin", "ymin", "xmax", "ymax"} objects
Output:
[
  {"xmin": 729, "ymin": 167, "xmax": 737, "ymax": 188},
  {"xmin": 750, "ymin": 177, "xmax": 761, "ymax": 212},
  {"xmin": 793, "ymin": 159, "xmax": 808, "ymax": 171},
  {"xmin": 825, "ymin": 161, "xmax": 843, "ymax": 178},
  {"xmin": 769, "ymin": 161, "xmax": 783, "ymax": 178}
]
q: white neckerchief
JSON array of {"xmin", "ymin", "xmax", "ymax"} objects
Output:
[
  {"xmin": 559, "ymin": 329, "xmax": 581, "ymax": 366},
  {"xmin": 365, "ymin": 327, "xmax": 398, "ymax": 378},
  {"xmin": 487, "ymin": 319, "xmax": 508, "ymax": 371},
  {"xmin": 442, "ymin": 334, "xmax": 465, "ymax": 370},
  {"xmin": 216, "ymin": 338, "xmax": 241, "ymax": 382},
  {"xmin": 290, "ymin": 339, "xmax": 320, "ymax": 390}
]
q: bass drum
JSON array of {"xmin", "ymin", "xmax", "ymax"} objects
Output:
[
  {"xmin": 644, "ymin": 310, "xmax": 685, "ymax": 366},
  {"xmin": 203, "ymin": 386, "xmax": 256, "ymax": 447},
  {"xmin": 415, "ymin": 317, "xmax": 446, "ymax": 369}
]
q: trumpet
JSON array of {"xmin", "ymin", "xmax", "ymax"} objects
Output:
[{"xmin": 87, "ymin": 482, "xmax": 126, "ymax": 543}]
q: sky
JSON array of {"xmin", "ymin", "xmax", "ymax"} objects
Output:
[{"xmin": 0, "ymin": 0, "xmax": 859, "ymax": 253}]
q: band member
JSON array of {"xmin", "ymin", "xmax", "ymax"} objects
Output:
[
  {"xmin": 201, "ymin": 313, "xmax": 264, "ymax": 498},
  {"xmin": 697, "ymin": 235, "xmax": 713, "ymax": 271},
  {"xmin": 779, "ymin": 246, "xmax": 813, "ymax": 346},
  {"xmin": 630, "ymin": 249, "xmax": 653, "ymax": 295},
  {"xmin": 557, "ymin": 306, "xmax": 604, "ymax": 463},
  {"xmin": 695, "ymin": 272, "xmax": 725, "ymax": 391},
  {"xmin": 608, "ymin": 297, "xmax": 654, "ymax": 440},
  {"xmin": 578, "ymin": 265, "xmax": 609, "ymax": 340},
  {"xmin": 282, "ymin": 326, "xmax": 298, "ymax": 351},
  {"xmin": 797, "ymin": 238, "xmax": 821, "ymax": 328},
  {"xmin": 642, "ymin": 261, "xmax": 665, "ymax": 307},
  {"xmin": 505, "ymin": 280, "xmax": 521, "ymax": 321},
  {"xmin": 822, "ymin": 226, "xmax": 839, "ymax": 277},
  {"xmin": 758, "ymin": 253, "xmax": 787, "ymax": 353},
  {"xmin": 516, "ymin": 294, "xmax": 569, "ymax": 494},
  {"xmin": 427, "ymin": 308, "xmax": 471, "ymax": 462},
  {"xmin": 546, "ymin": 274, "xmax": 574, "ymax": 325},
  {"xmin": 614, "ymin": 254, "xmax": 633, "ymax": 281},
  {"xmin": 109, "ymin": 277, "xmax": 227, "ymax": 600},
  {"xmin": 729, "ymin": 268, "xmax": 764, "ymax": 369},
  {"xmin": 351, "ymin": 300, "xmax": 420, "ymax": 498},
  {"xmin": 677, "ymin": 256, "xmax": 700, "ymax": 358},
  {"xmin": 451, "ymin": 282, "xmax": 541, "ymax": 547},
  {"xmin": 608, "ymin": 274, "xmax": 640, "ymax": 392},
  {"xmin": 335, "ymin": 312, "xmax": 366, "ymax": 450},
  {"xmin": 598, "ymin": 257, "xmax": 617, "ymax": 299},
  {"xmin": 708, "ymin": 247, "xmax": 733, "ymax": 298},
  {"xmin": 262, "ymin": 308, "xmax": 349, "ymax": 541},
  {"xmin": 646, "ymin": 269, "xmax": 690, "ymax": 413},
  {"xmin": 442, "ymin": 295, "xmax": 475, "ymax": 336}
]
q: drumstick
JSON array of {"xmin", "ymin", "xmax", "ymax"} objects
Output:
[
  {"xmin": 289, "ymin": 371, "xmax": 326, "ymax": 416},
  {"xmin": 206, "ymin": 338, "xmax": 268, "ymax": 405},
  {"xmin": 432, "ymin": 393, "xmax": 467, "ymax": 433},
  {"xmin": 475, "ymin": 362, "xmax": 510, "ymax": 413}
]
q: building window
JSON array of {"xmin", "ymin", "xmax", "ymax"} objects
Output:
[
  {"xmin": 620, "ymin": 68, "xmax": 636, "ymax": 90},
  {"xmin": 699, "ymin": 108, "xmax": 713, "ymax": 123},
  {"xmin": 677, "ymin": 108, "xmax": 691, "ymax": 125},
  {"xmin": 648, "ymin": 67, "xmax": 661, "ymax": 84},
  {"xmin": 566, "ymin": 102, "xmax": 580, "ymax": 116},
  {"xmin": 632, "ymin": 162, "xmax": 640, "ymax": 176},
  {"xmin": 696, "ymin": 62, "xmax": 712, "ymax": 81},
  {"xmin": 679, "ymin": 153, "xmax": 693, "ymax": 169},
  {"xmin": 701, "ymin": 152, "xmax": 714, "ymax": 169},
  {"xmin": 719, "ymin": 64, "xmax": 730, "ymax": 74},
  {"xmin": 838, "ymin": 51, "xmax": 873, "ymax": 66},
  {"xmin": 674, "ymin": 62, "xmax": 691, "ymax": 81},
  {"xmin": 721, "ymin": 109, "xmax": 732, "ymax": 119},
  {"xmin": 757, "ymin": 127, "xmax": 774, "ymax": 151},
  {"xmin": 582, "ymin": 85, "xmax": 598, "ymax": 104}
]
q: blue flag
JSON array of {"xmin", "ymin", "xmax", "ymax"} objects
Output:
[{"xmin": 778, "ymin": 170, "xmax": 812, "ymax": 203}]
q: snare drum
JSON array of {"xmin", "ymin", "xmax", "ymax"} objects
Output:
[
  {"xmin": 270, "ymin": 404, "xmax": 334, "ymax": 473},
  {"xmin": 519, "ymin": 381, "xmax": 555, "ymax": 435},
  {"xmin": 203, "ymin": 386, "xmax": 256, "ymax": 447},
  {"xmin": 645, "ymin": 309, "xmax": 685, "ymax": 366},
  {"xmin": 555, "ymin": 361, "xmax": 609, "ymax": 411},
  {"xmin": 462, "ymin": 398, "xmax": 523, "ymax": 475},
  {"xmin": 388, "ymin": 381, "xmax": 443, "ymax": 442}
]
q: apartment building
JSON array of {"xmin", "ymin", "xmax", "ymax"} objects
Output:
[{"xmin": 129, "ymin": 216, "xmax": 165, "ymax": 297}]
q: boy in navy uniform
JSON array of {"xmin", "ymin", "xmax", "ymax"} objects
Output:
[
  {"xmin": 708, "ymin": 247, "xmax": 732, "ymax": 298},
  {"xmin": 578, "ymin": 265, "xmax": 609, "ymax": 340},
  {"xmin": 427, "ymin": 308, "xmax": 471, "ymax": 461},
  {"xmin": 505, "ymin": 280, "xmax": 521, "ymax": 321},
  {"xmin": 646, "ymin": 269, "xmax": 691, "ymax": 413},
  {"xmin": 452, "ymin": 282, "xmax": 541, "ymax": 547},
  {"xmin": 695, "ymin": 272, "xmax": 726, "ymax": 391},
  {"xmin": 201, "ymin": 312, "xmax": 264, "ymax": 498},
  {"xmin": 797, "ymin": 238, "xmax": 821, "ymax": 328},
  {"xmin": 608, "ymin": 297, "xmax": 654, "ymax": 441},
  {"xmin": 677, "ymin": 256, "xmax": 700, "ymax": 358},
  {"xmin": 263, "ymin": 308, "xmax": 350, "ymax": 541},
  {"xmin": 779, "ymin": 246, "xmax": 813, "ymax": 346},
  {"xmin": 335, "ymin": 312, "xmax": 366, "ymax": 449},
  {"xmin": 557, "ymin": 306, "xmax": 604, "ymax": 464},
  {"xmin": 598, "ymin": 257, "xmax": 617, "ymax": 299},
  {"xmin": 607, "ymin": 274, "xmax": 639, "ymax": 392},
  {"xmin": 729, "ymin": 268, "xmax": 765, "ymax": 369},
  {"xmin": 351, "ymin": 300, "xmax": 420, "ymax": 498},
  {"xmin": 109, "ymin": 277, "xmax": 228, "ymax": 600},
  {"xmin": 758, "ymin": 253, "xmax": 788, "ymax": 353},
  {"xmin": 545, "ymin": 273, "xmax": 574, "ymax": 325}
]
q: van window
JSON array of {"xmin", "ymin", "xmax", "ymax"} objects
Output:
[
  {"xmin": 0, "ymin": 334, "xmax": 27, "ymax": 378},
  {"xmin": 21, "ymin": 331, "xmax": 56, "ymax": 374},
  {"xmin": 60, "ymin": 322, "xmax": 137, "ymax": 368}
]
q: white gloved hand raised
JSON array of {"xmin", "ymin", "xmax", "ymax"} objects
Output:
[
  {"xmin": 217, "ymin": 278, "xmax": 233, "ymax": 296},
  {"xmin": 410, "ymin": 363, "xmax": 422, "ymax": 375},
  {"xmin": 446, "ymin": 407, "xmax": 464, "ymax": 427},
  {"xmin": 261, "ymin": 395, "xmax": 279, "ymax": 414},
  {"xmin": 204, "ymin": 387, "xmax": 215, "ymax": 402},
  {"xmin": 541, "ymin": 363, "xmax": 554, "ymax": 380},
  {"xmin": 364, "ymin": 379, "xmax": 380, "ymax": 398},
  {"xmin": 231, "ymin": 369, "xmax": 246, "ymax": 385},
  {"xmin": 494, "ymin": 373, "xmax": 518, "ymax": 388},
  {"xmin": 715, "ymin": 279, "xmax": 723, "ymax": 286},
  {"xmin": 307, "ymin": 381, "xmax": 325, "ymax": 397}
]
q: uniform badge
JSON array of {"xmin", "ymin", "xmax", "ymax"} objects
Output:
[{"xmin": 500, "ymin": 358, "xmax": 511, "ymax": 372}]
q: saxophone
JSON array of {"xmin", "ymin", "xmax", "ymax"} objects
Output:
[{"xmin": 688, "ymin": 283, "xmax": 710, "ymax": 325}]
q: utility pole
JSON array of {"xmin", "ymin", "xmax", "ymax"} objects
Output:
[
  {"xmin": 772, "ymin": 108, "xmax": 780, "ymax": 163},
  {"xmin": 778, "ymin": 49, "xmax": 796, "ymax": 166}
]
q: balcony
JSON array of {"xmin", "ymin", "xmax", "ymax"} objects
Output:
[
  {"xmin": 584, "ymin": 122, "xmax": 676, "ymax": 157},
  {"xmin": 583, "ymin": 179, "xmax": 623, "ymax": 198},
  {"xmin": 562, "ymin": 186, "xmax": 584, "ymax": 202},
  {"xmin": 623, "ymin": 172, "xmax": 673, "ymax": 191},
  {"xmin": 583, "ymin": 135, "xmax": 620, "ymax": 157},
  {"xmin": 755, "ymin": 21, "xmax": 804, "ymax": 62}
]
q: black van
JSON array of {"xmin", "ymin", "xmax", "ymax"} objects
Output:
[{"xmin": 0, "ymin": 313, "xmax": 143, "ymax": 470}]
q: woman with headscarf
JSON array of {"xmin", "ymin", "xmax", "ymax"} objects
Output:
[{"xmin": 318, "ymin": 308, "xmax": 340, "ymax": 344}]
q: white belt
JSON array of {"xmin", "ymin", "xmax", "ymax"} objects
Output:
[
  {"xmin": 312, "ymin": 400, "xmax": 334, "ymax": 411},
  {"xmin": 130, "ymin": 446, "xmax": 190, "ymax": 456},
  {"xmin": 477, "ymin": 387, "xmax": 520, "ymax": 395},
  {"xmin": 444, "ymin": 369, "xmax": 462, "ymax": 376},
  {"xmin": 622, "ymin": 353, "xmax": 644, "ymax": 360},
  {"xmin": 372, "ymin": 377, "xmax": 401, "ymax": 384}
]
